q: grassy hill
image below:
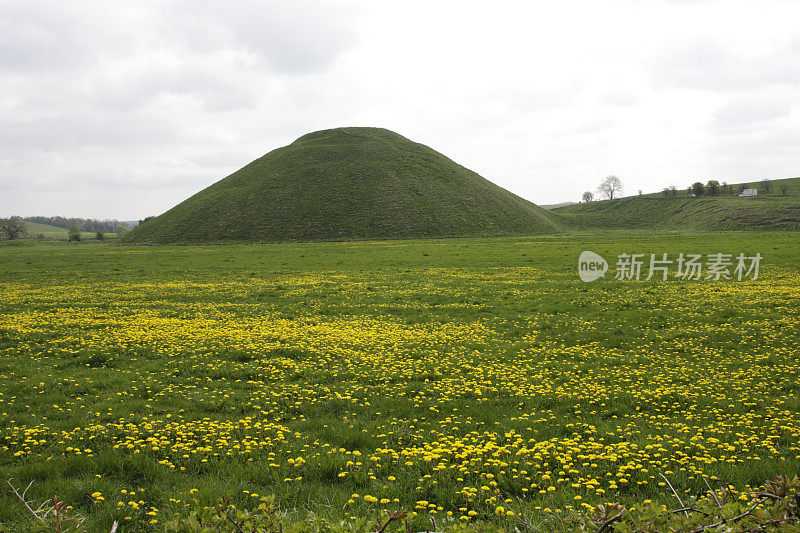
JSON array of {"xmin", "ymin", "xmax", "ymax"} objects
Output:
[
  {"xmin": 640, "ymin": 176, "xmax": 800, "ymax": 198},
  {"xmin": 124, "ymin": 127, "xmax": 563, "ymax": 243},
  {"xmin": 22, "ymin": 221, "xmax": 115, "ymax": 240},
  {"xmin": 24, "ymin": 221, "xmax": 68, "ymax": 235},
  {"xmin": 553, "ymin": 195, "xmax": 800, "ymax": 230}
]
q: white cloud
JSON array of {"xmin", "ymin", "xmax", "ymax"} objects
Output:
[
  {"xmin": 1, "ymin": 0, "xmax": 800, "ymax": 218},
  {"xmin": 711, "ymin": 98, "xmax": 793, "ymax": 132}
]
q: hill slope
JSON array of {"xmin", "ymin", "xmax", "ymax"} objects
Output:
[
  {"xmin": 24, "ymin": 221, "xmax": 68, "ymax": 234},
  {"xmin": 124, "ymin": 127, "xmax": 563, "ymax": 243},
  {"xmin": 552, "ymin": 196, "xmax": 800, "ymax": 231},
  {"xmin": 639, "ymin": 176, "xmax": 800, "ymax": 198}
]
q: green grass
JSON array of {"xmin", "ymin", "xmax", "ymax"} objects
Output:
[
  {"xmin": 639, "ymin": 176, "xmax": 800, "ymax": 198},
  {"xmin": 20, "ymin": 221, "xmax": 118, "ymax": 241},
  {"xmin": 1, "ymin": 233, "xmax": 799, "ymax": 531},
  {"xmin": 553, "ymin": 196, "xmax": 800, "ymax": 230},
  {"xmin": 552, "ymin": 176, "xmax": 800, "ymax": 231},
  {"xmin": 24, "ymin": 221, "xmax": 69, "ymax": 234},
  {"xmin": 124, "ymin": 127, "xmax": 564, "ymax": 244}
]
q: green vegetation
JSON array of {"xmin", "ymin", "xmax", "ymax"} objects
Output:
[
  {"xmin": 554, "ymin": 196, "xmax": 800, "ymax": 230},
  {"xmin": 23, "ymin": 216, "xmax": 130, "ymax": 234},
  {"xmin": 641, "ymin": 176, "xmax": 800, "ymax": 199},
  {"xmin": 24, "ymin": 221, "xmax": 69, "ymax": 235},
  {"xmin": 10, "ymin": 476, "xmax": 800, "ymax": 533},
  {"xmin": 1, "ymin": 232, "xmax": 799, "ymax": 531},
  {"xmin": 123, "ymin": 127, "xmax": 563, "ymax": 244},
  {"xmin": 20, "ymin": 222, "xmax": 118, "ymax": 241},
  {"xmin": 556, "ymin": 176, "xmax": 800, "ymax": 231},
  {"xmin": 0, "ymin": 218, "xmax": 26, "ymax": 240}
]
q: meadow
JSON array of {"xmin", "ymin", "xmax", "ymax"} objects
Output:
[
  {"xmin": 21, "ymin": 222, "xmax": 119, "ymax": 241},
  {"xmin": 0, "ymin": 232, "xmax": 799, "ymax": 531}
]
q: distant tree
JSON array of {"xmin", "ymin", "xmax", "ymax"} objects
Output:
[
  {"xmin": 706, "ymin": 180, "xmax": 720, "ymax": 196},
  {"xmin": 779, "ymin": 183, "xmax": 789, "ymax": 196},
  {"xmin": 114, "ymin": 224, "xmax": 129, "ymax": 234},
  {"xmin": 662, "ymin": 188, "xmax": 671, "ymax": 197},
  {"xmin": 597, "ymin": 175, "xmax": 623, "ymax": 200},
  {"xmin": 669, "ymin": 185, "xmax": 678, "ymax": 197},
  {"xmin": 638, "ymin": 189, "xmax": 642, "ymax": 196},
  {"xmin": 760, "ymin": 179, "xmax": 771, "ymax": 193},
  {"xmin": 68, "ymin": 224, "xmax": 82, "ymax": 242},
  {"xmin": 581, "ymin": 191, "xmax": 594, "ymax": 203},
  {"xmin": 691, "ymin": 182, "xmax": 705, "ymax": 196},
  {"xmin": 738, "ymin": 183, "xmax": 748, "ymax": 194},
  {"xmin": 721, "ymin": 181, "xmax": 730, "ymax": 195},
  {"xmin": 0, "ymin": 218, "xmax": 26, "ymax": 240},
  {"xmin": 96, "ymin": 231, "xmax": 105, "ymax": 240}
]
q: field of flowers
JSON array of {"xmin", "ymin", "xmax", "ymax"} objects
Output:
[{"xmin": 1, "ymin": 232, "xmax": 799, "ymax": 531}]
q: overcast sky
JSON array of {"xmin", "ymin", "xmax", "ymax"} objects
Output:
[{"xmin": 2, "ymin": 0, "xmax": 800, "ymax": 219}]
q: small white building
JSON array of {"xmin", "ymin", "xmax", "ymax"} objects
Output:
[{"xmin": 739, "ymin": 188, "xmax": 758, "ymax": 197}]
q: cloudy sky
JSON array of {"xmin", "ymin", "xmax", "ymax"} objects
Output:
[{"xmin": 2, "ymin": 0, "xmax": 799, "ymax": 219}]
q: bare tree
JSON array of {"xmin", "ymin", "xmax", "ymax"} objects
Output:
[
  {"xmin": 0, "ymin": 217, "xmax": 26, "ymax": 240},
  {"xmin": 597, "ymin": 175, "xmax": 623, "ymax": 200},
  {"xmin": 581, "ymin": 191, "xmax": 594, "ymax": 203}
]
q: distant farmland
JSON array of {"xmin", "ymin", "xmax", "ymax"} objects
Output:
[
  {"xmin": 23, "ymin": 221, "xmax": 117, "ymax": 240},
  {"xmin": 24, "ymin": 221, "xmax": 68, "ymax": 235}
]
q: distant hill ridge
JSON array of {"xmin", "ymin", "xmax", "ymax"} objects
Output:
[
  {"xmin": 124, "ymin": 127, "xmax": 564, "ymax": 243},
  {"xmin": 552, "ymin": 190, "xmax": 800, "ymax": 231}
]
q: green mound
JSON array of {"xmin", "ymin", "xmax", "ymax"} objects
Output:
[
  {"xmin": 553, "ymin": 196, "xmax": 800, "ymax": 231},
  {"xmin": 124, "ymin": 127, "xmax": 563, "ymax": 243}
]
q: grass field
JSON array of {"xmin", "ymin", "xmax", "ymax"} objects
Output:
[
  {"xmin": 550, "ymin": 177, "xmax": 800, "ymax": 232},
  {"xmin": 23, "ymin": 221, "xmax": 69, "ymax": 236},
  {"xmin": 1, "ymin": 233, "xmax": 799, "ymax": 531},
  {"xmin": 552, "ymin": 196, "xmax": 800, "ymax": 231},
  {"xmin": 21, "ymin": 222, "xmax": 117, "ymax": 241}
]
